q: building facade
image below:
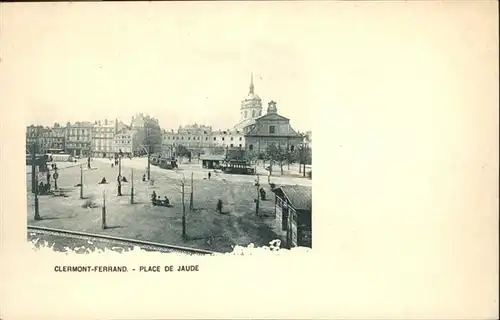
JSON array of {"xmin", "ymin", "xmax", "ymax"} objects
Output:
[
  {"xmin": 50, "ymin": 124, "xmax": 66, "ymax": 151},
  {"xmin": 272, "ymin": 185, "xmax": 312, "ymax": 248},
  {"xmin": 113, "ymin": 129, "xmax": 138, "ymax": 157},
  {"xmin": 244, "ymin": 101, "xmax": 303, "ymax": 155},
  {"xmin": 92, "ymin": 119, "xmax": 127, "ymax": 158},
  {"xmin": 161, "ymin": 124, "xmax": 245, "ymax": 156},
  {"xmin": 131, "ymin": 113, "xmax": 162, "ymax": 155},
  {"xmin": 26, "ymin": 125, "xmax": 52, "ymax": 154},
  {"xmin": 65, "ymin": 121, "xmax": 94, "ymax": 157}
]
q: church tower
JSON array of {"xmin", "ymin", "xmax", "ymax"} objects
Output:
[{"xmin": 234, "ymin": 73, "xmax": 263, "ymax": 130}]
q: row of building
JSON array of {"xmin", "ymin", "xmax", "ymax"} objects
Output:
[
  {"xmin": 26, "ymin": 74, "xmax": 312, "ymax": 159},
  {"xmin": 26, "ymin": 114, "xmax": 161, "ymax": 158},
  {"xmin": 159, "ymin": 74, "xmax": 311, "ymax": 158}
]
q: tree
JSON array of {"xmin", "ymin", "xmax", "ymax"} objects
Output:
[
  {"xmin": 266, "ymin": 144, "xmax": 288, "ymax": 175},
  {"xmin": 245, "ymin": 150, "xmax": 258, "ymax": 171},
  {"xmin": 286, "ymin": 148, "xmax": 298, "ymax": 170},
  {"xmin": 175, "ymin": 145, "xmax": 190, "ymax": 161},
  {"xmin": 245, "ymin": 150, "xmax": 258, "ymax": 164}
]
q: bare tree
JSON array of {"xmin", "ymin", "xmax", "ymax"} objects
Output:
[{"xmin": 266, "ymin": 144, "xmax": 288, "ymax": 175}]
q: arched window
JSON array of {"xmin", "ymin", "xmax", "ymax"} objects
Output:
[
  {"xmin": 244, "ymin": 111, "xmax": 248, "ymax": 118},
  {"xmin": 252, "ymin": 110, "xmax": 256, "ymax": 117},
  {"xmin": 249, "ymin": 144, "xmax": 253, "ymax": 151},
  {"xmin": 291, "ymin": 145, "xmax": 295, "ymax": 152}
]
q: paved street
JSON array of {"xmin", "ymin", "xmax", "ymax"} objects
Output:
[{"xmin": 26, "ymin": 157, "xmax": 310, "ymax": 252}]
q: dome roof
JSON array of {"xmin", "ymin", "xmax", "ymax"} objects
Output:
[{"xmin": 243, "ymin": 92, "xmax": 261, "ymax": 101}]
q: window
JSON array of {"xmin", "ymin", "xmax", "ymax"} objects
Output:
[
  {"xmin": 222, "ymin": 137, "xmax": 225, "ymax": 141},
  {"xmin": 252, "ymin": 110, "xmax": 256, "ymax": 117},
  {"xmin": 269, "ymin": 125, "xmax": 276, "ymax": 134},
  {"xmin": 230, "ymin": 144, "xmax": 233, "ymax": 147},
  {"xmin": 245, "ymin": 111, "xmax": 248, "ymax": 118},
  {"xmin": 249, "ymin": 144, "xmax": 253, "ymax": 151},
  {"xmin": 239, "ymin": 144, "xmax": 242, "ymax": 147},
  {"xmin": 181, "ymin": 137, "xmax": 184, "ymax": 140},
  {"xmin": 188, "ymin": 137, "xmax": 191, "ymax": 140},
  {"xmin": 213, "ymin": 137, "xmax": 216, "ymax": 141},
  {"xmin": 291, "ymin": 145, "xmax": 295, "ymax": 152},
  {"xmin": 239, "ymin": 137, "xmax": 242, "ymax": 141},
  {"xmin": 205, "ymin": 137, "xmax": 208, "ymax": 140},
  {"xmin": 231, "ymin": 137, "xmax": 233, "ymax": 141}
]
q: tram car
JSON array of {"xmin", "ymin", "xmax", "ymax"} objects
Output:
[
  {"xmin": 159, "ymin": 158, "xmax": 178, "ymax": 170},
  {"xmin": 150, "ymin": 154, "xmax": 160, "ymax": 166},
  {"xmin": 220, "ymin": 160, "xmax": 255, "ymax": 175}
]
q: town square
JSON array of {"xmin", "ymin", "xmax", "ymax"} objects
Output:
[{"xmin": 26, "ymin": 75, "xmax": 312, "ymax": 253}]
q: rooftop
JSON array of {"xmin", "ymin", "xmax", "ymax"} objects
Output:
[
  {"xmin": 273, "ymin": 185, "xmax": 312, "ymax": 211},
  {"xmin": 200, "ymin": 154, "xmax": 226, "ymax": 161}
]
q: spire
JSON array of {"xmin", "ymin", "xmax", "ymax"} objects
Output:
[{"xmin": 249, "ymin": 72, "xmax": 254, "ymax": 94}]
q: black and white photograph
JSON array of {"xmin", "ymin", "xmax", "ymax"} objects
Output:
[
  {"xmin": 25, "ymin": 73, "xmax": 312, "ymax": 254},
  {"xmin": 21, "ymin": 2, "xmax": 313, "ymax": 254}
]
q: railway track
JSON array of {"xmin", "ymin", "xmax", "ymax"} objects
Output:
[{"xmin": 27, "ymin": 225, "xmax": 215, "ymax": 256}]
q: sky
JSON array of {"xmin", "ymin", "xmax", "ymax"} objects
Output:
[
  {"xmin": 0, "ymin": 1, "xmax": 497, "ymax": 136},
  {"xmin": 0, "ymin": 2, "xmax": 326, "ymax": 132}
]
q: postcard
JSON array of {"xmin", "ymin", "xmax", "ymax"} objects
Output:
[{"xmin": 0, "ymin": 1, "xmax": 497, "ymax": 319}]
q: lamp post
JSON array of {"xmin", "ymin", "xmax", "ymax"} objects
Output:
[
  {"xmin": 102, "ymin": 190, "xmax": 107, "ymax": 229},
  {"xmin": 33, "ymin": 139, "xmax": 41, "ymax": 220},
  {"xmin": 80, "ymin": 164, "xmax": 84, "ymax": 199},
  {"xmin": 255, "ymin": 174, "xmax": 260, "ymax": 216},
  {"xmin": 118, "ymin": 149, "xmax": 123, "ymax": 177},
  {"xmin": 181, "ymin": 176, "xmax": 186, "ymax": 240},
  {"xmin": 140, "ymin": 144, "xmax": 151, "ymax": 181},
  {"xmin": 189, "ymin": 172, "xmax": 194, "ymax": 211},
  {"xmin": 130, "ymin": 169, "xmax": 134, "ymax": 204}
]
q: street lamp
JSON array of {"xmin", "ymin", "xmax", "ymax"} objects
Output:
[{"xmin": 140, "ymin": 144, "xmax": 151, "ymax": 181}]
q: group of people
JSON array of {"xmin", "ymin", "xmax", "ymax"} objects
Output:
[
  {"xmin": 38, "ymin": 181, "xmax": 51, "ymax": 194},
  {"xmin": 151, "ymin": 191, "xmax": 170, "ymax": 207}
]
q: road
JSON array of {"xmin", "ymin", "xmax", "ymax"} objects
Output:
[{"xmin": 26, "ymin": 156, "xmax": 310, "ymax": 252}]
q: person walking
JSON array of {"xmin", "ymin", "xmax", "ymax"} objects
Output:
[
  {"xmin": 208, "ymin": 172, "xmax": 211, "ymax": 180},
  {"xmin": 216, "ymin": 199, "xmax": 223, "ymax": 214},
  {"xmin": 53, "ymin": 170, "xmax": 59, "ymax": 190},
  {"xmin": 117, "ymin": 174, "xmax": 122, "ymax": 196}
]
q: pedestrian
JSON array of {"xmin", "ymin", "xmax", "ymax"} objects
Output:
[
  {"xmin": 142, "ymin": 174, "xmax": 146, "ymax": 182},
  {"xmin": 208, "ymin": 172, "xmax": 211, "ymax": 180},
  {"xmin": 46, "ymin": 170, "xmax": 51, "ymax": 185},
  {"xmin": 111, "ymin": 162, "xmax": 114, "ymax": 168},
  {"xmin": 117, "ymin": 174, "xmax": 122, "ymax": 196},
  {"xmin": 216, "ymin": 199, "xmax": 223, "ymax": 213},
  {"xmin": 53, "ymin": 170, "xmax": 59, "ymax": 190}
]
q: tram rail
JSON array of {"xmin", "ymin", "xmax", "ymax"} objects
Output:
[{"xmin": 27, "ymin": 225, "xmax": 215, "ymax": 256}]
